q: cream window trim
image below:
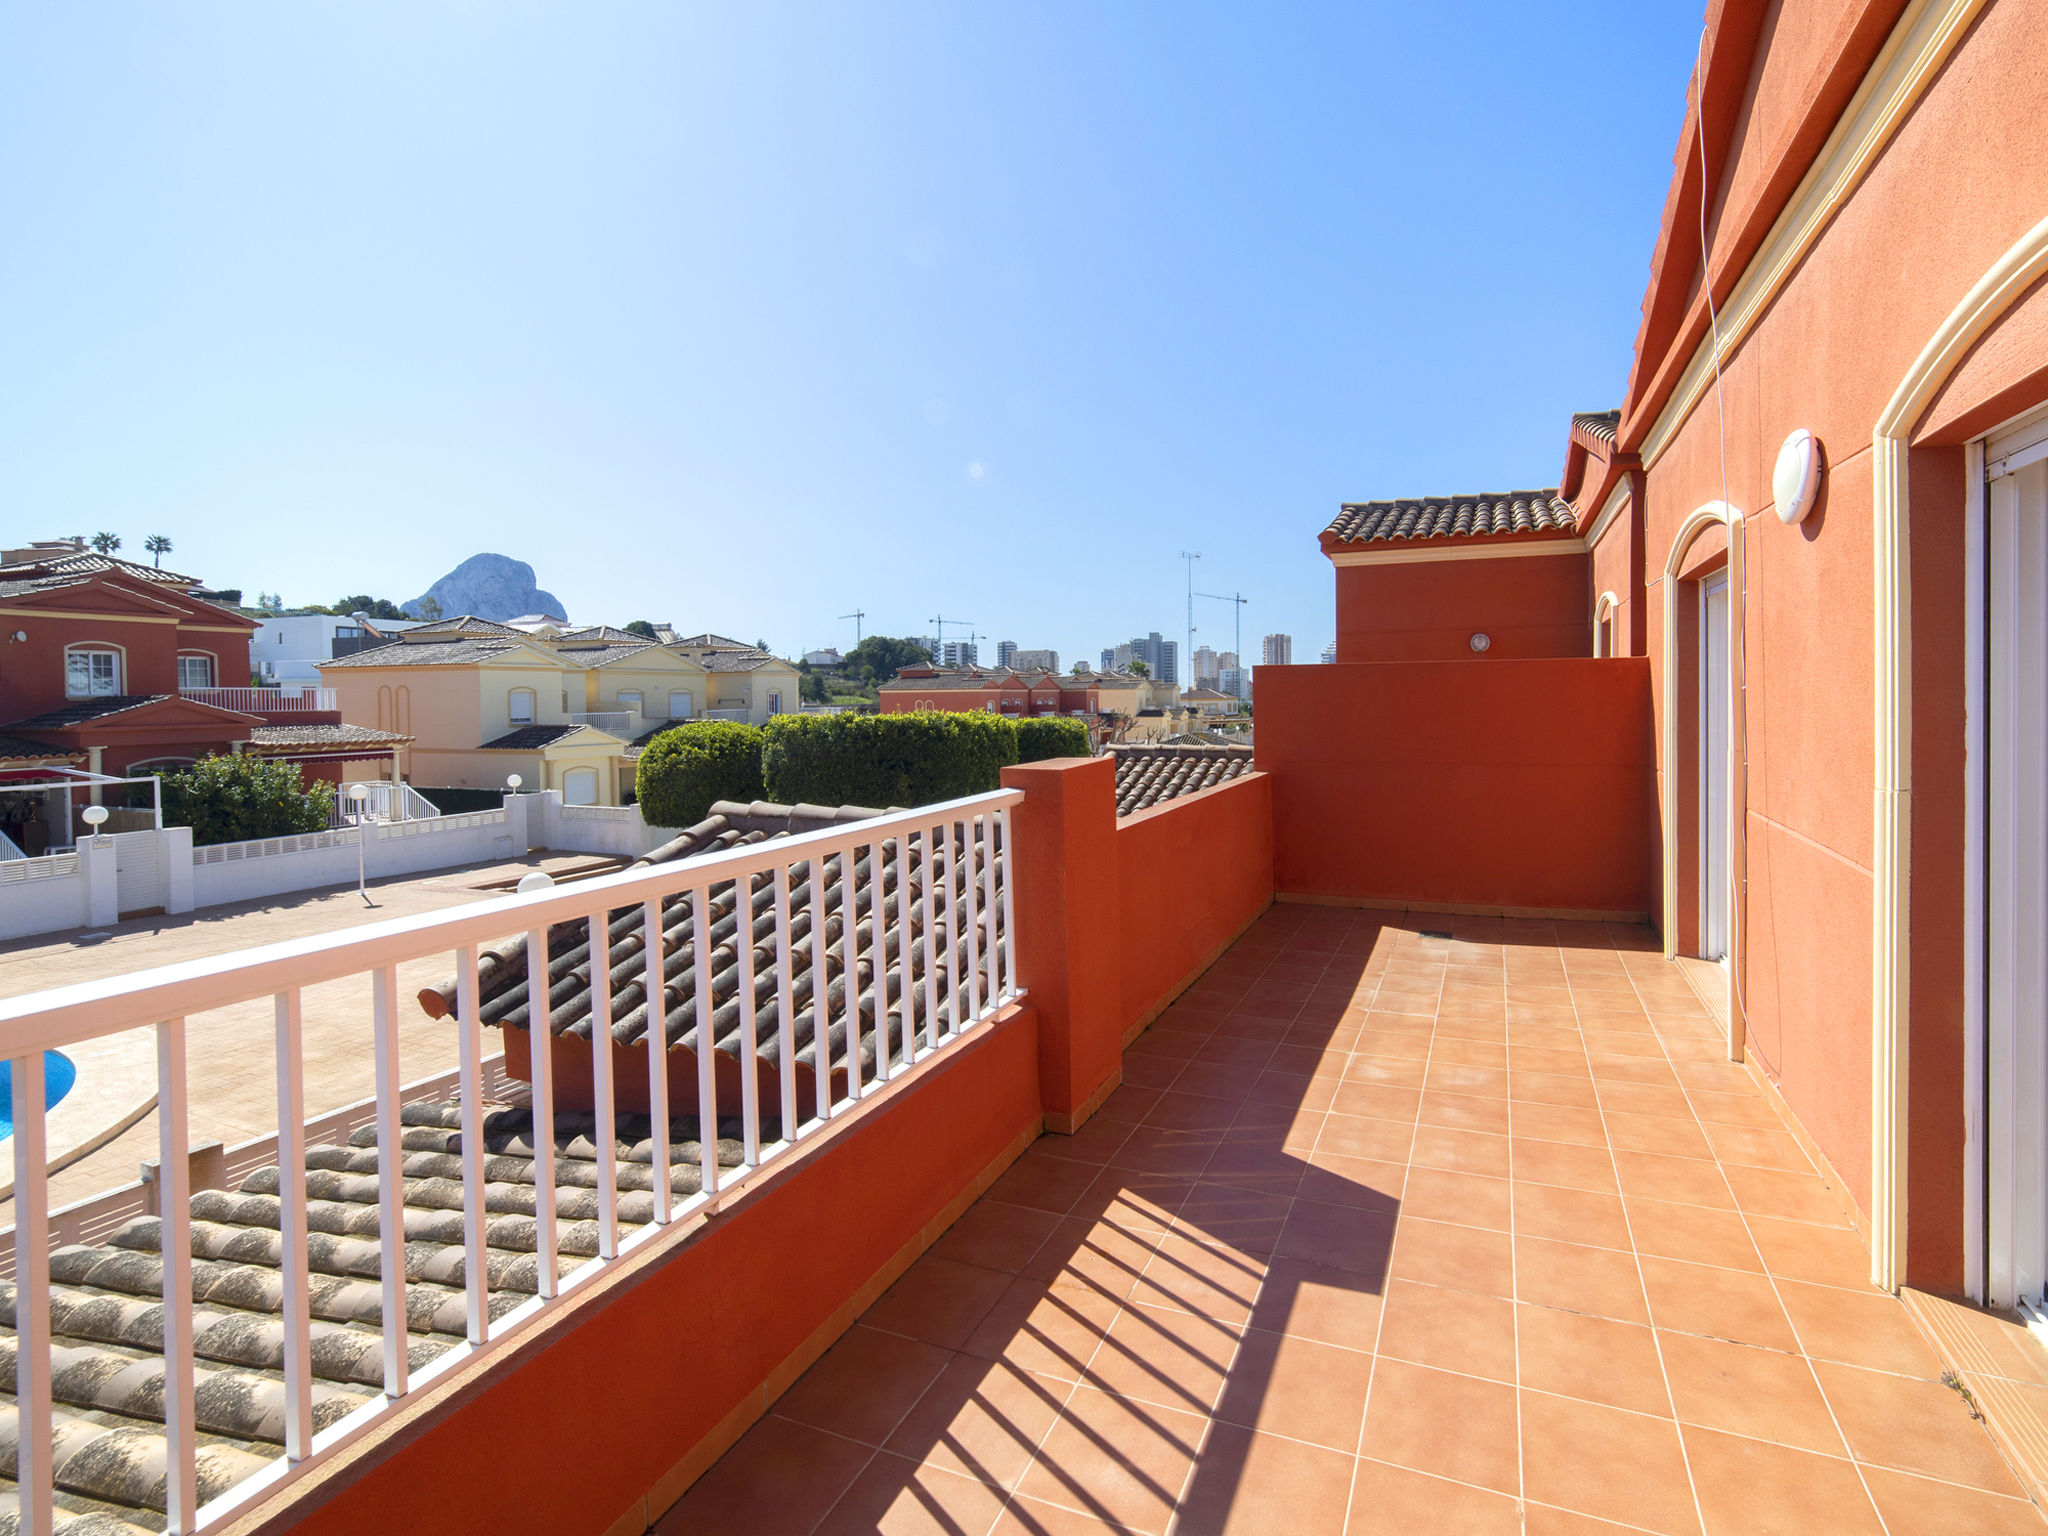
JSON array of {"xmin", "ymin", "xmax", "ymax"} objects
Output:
[
  {"xmin": 1659, "ymin": 504, "xmax": 1744, "ymax": 1062},
  {"xmin": 1328, "ymin": 538, "xmax": 1587, "ymax": 568},
  {"xmin": 1867, "ymin": 215, "xmax": 2048, "ymax": 1296},
  {"xmin": 1640, "ymin": 0, "xmax": 1991, "ymax": 470},
  {"xmin": 1593, "ymin": 591, "xmax": 1620, "ymax": 658},
  {"xmin": 1586, "ymin": 480, "xmax": 1631, "ymax": 550}
]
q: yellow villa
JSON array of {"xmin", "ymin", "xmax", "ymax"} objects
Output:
[{"xmin": 318, "ymin": 619, "xmax": 800, "ymax": 805}]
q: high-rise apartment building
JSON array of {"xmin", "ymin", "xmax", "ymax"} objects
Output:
[
  {"xmin": 1128, "ymin": 631, "xmax": 1178, "ymax": 685},
  {"xmin": 1320, "ymin": 639, "xmax": 1338, "ymax": 664},
  {"xmin": 1219, "ymin": 666, "xmax": 1249, "ymax": 702},
  {"xmin": 942, "ymin": 640, "xmax": 979, "ymax": 669},
  {"xmin": 1262, "ymin": 633, "xmax": 1293, "ymax": 666},
  {"xmin": 1011, "ymin": 648, "xmax": 1059, "ymax": 674},
  {"xmin": 1193, "ymin": 646, "xmax": 1220, "ymax": 688},
  {"xmin": 1218, "ymin": 650, "xmax": 1239, "ymax": 673},
  {"xmin": 996, "ymin": 640, "xmax": 1018, "ymax": 669}
]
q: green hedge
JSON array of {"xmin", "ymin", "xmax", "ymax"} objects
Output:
[
  {"xmin": 1015, "ymin": 716, "xmax": 1091, "ymax": 763},
  {"xmin": 635, "ymin": 720, "xmax": 767, "ymax": 828},
  {"xmin": 761, "ymin": 711, "xmax": 1020, "ymax": 807},
  {"xmin": 161, "ymin": 754, "xmax": 335, "ymax": 847}
]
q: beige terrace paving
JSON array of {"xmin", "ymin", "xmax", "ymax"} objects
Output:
[
  {"xmin": 0, "ymin": 851, "xmax": 597, "ymax": 1212},
  {"xmin": 663, "ymin": 903, "xmax": 2047, "ymax": 1535}
]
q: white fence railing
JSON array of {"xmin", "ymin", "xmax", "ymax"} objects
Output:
[
  {"xmin": 0, "ymin": 849, "xmax": 71, "ymax": 882},
  {"xmin": 569, "ymin": 711, "xmax": 639, "ymax": 736},
  {"xmin": 701, "ymin": 707, "xmax": 750, "ymax": 721},
  {"xmin": 0, "ymin": 789, "xmax": 1022, "ymax": 1534},
  {"xmin": 183, "ymin": 687, "xmax": 338, "ymax": 714}
]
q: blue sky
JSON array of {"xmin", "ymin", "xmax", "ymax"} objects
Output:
[{"xmin": 1, "ymin": 4, "xmax": 1701, "ymax": 669}]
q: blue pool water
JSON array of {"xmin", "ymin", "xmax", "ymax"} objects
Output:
[{"xmin": 0, "ymin": 1051, "xmax": 77, "ymax": 1140}]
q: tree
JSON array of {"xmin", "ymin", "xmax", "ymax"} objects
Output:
[
  {"xmin": 331, "ymin": 595, "xmax": 407, "ymax": 620},
  {"xmin": 623, "ymin": 620, "xmax": 658, "ymax": 639},
  {"xmin": 143, "ymin": 534, "xmax": 173, "ymax": 567},
  {"xmin": 799, "ymin": 669, "xmax": 829, "ymax": 704},
  {"xmin": 844, "ymin": 635, "xmax": 933, "ymax": 684},
  {"xmin": 90, "ymin": 532, "xmax": 121, "ymax": 555},
  {"xmin": 1128, "ymin": 659, "xmax": 1150, "ymax": 678},
  {"xmin": 411, "ymin": 596, "xmax": 444, "ymax": 621},
  {"xmin": 159, "ymin": 755, "xmax": 335, "ymax": 846}
]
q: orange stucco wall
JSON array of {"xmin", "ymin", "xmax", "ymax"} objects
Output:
[
  {"xmin": 1115, "ymin": 772, "xmax": 1275, "ymax": 1036},
  {"xmin": 1332, "ymin": 551, "xmax": 1591, "ymax": 662},
  {"xmin": 1258, "ymin": 659, "xmax": 1657, "ymax": 917},
  {"xmin": 266, "ymin": 1002, "xmax": 1042, "ymax": 1536},
  {"xmin": 1629, "ymin": 0, "xmax": 2048, "ymax": 1287}
]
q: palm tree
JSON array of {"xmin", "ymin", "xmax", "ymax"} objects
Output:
[
  {"xmin": 90, "ymin": 532, "xmax": 121, "ymax": 555},
  {"xmin": 144, "ymin": 534, "xmax": 172, "ymax": 567}
]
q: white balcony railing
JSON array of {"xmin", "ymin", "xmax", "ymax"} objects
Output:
[
  {"xmin": 701, "ymin": 707, "xmax": 751, "ymax": 722},
  {"xmin": 568, "ymin": 710, "xmax": 639, "ymax": 736},
  {"xmin": 0, "ymin": 788, "xmax": 1022, "ymax": 1535},
  {"xmin": 184, "ymin": 686, "xmax": 338, "ymax": 714}
]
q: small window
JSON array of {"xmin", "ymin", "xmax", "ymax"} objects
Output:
[
  {"xmin": 767, "ymin": 691, "xmax": 783, "ymax": 715},
  {"xmin": 176, "ymin": 654, "xmax": 215, "ymax": 690},
  {"xmin": 509, "ymin": 689, "xmax": 537, "ymax": 725},
  {"xmin": 563, "ymin": 767, "xmax": 599, "ymax": 805},
  {"xmin": 668, "ymin": 690, "xmax": 694, "ymax": 718},
  {"xmin": 617, "ymin": 689, "xmax": 643, "ymax": 711},
  {"xmin": 66, "ymin": 648, "xmax": 121, "ymax": 699}
]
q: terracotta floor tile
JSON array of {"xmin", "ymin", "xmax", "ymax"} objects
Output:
[
  {"xmin": 1328, "ymin": 1081, "xmax": 1421, "ymax": 1123},
  {"xmin": 774, "ymin": 1325, "xmax": 956, "ymax": 1445},
  {"xmin": 1174, "ymin": 1181, "xmax": 1293, "ymax": 1254},
  {"xmin": 1250, "ymin": 1257, "xmax": 1386, "ymax": 1352},
  {"xmin": 1418, "ymin": 1090, "xmax": 1512, "ymax": 1136},
  {"xmin": 1685, "ymin": 1088, "xmax": 1783, "ymax": 1131},
  {"xmin": 1518, "ymin": 1304, "xmax": 1670, "ymax": 1415},
  {"xmin": 1040, "ymin": 1115, "xmax": 1139, "ymax": 1165},
  {"xmin": 1081, "ymin": 1299, "xmax": 1241, "ymax": 1416},
  {"xmin": 1520, "ymin": 1391, "xmax": 1700, "ymax": 1534},
  {"xmin": 1858, "ymin": 1464, "xmax": 2048, "ymax": 1535},
  {"xmin": 1515, "ymin": 1236, "xmax": 1650, "ymax": 1323},
  {"xmin": 1215, "ymin": 1327, "xmax": 1376, "ymax": 1450},
  {"xmin": 1514, "ymin": 1183, "xmax": 1633, "ymax": 1251},
  {"xmin": 1169, "ymin": 1061, "xmax": 1265, "ymax": 1103},
  {"xmin": 1375, "ymin": 1277, "xmax": 1518, "ymax": 1382},
  {"xmin": 865, "ymin": 1253, "xmax": 1019, "ymax": 1350},
  {"xmin": 1623, "ymin": 1197, "xmax": 1764, "ymax": 1272},
  {"xmin": 1109, "ymin": 1128, "xmax": 1224, "ymax": 1179},
  {"xmin": 1194, "ymin": 1037, "xmax": 1281, "ymax": 1070},
  {"xmin": 1136, "ymin": 1231, "xmax": 1266, "ymax": 1323},
  {"xmin": 1389, "ymin": 1216, "xmax": 1516, "ymax": 1298},
  {"xmin": 1513, "ymin": 1137, "xmax": 1621, "ymax": 1194},
  {"xmin": 1175, "ymin": 1424, "xmax": 1356, "ymax": 1536},
  {"xmin": 962, "ymin": 1277, "xmax": 1122, "ymax": 1383},
  {"xmin": 1400, "ymin": 1166, "xmax": 1511, "ymax": 1232},
  {"xmin": 1433, "ymin": 1037, "xmax": 1509, "ymax": 1069},
  {"xmin": 1603, "ymin": 1111, "xmax": 1716, "ymax": 1160},
  {"xmin": 1639, "ymin": 1257, "xmax": 1797, "ymax": 1352},
  {"xmin": 1679, "ymin": 1426, "xmax": 1880, "ymax": 1536},
  {"xmin": 661, "ymin": 1414, "xmax": 878, "ymax": 1536},
  {"xmin": 1275, "ymin": 1197, "xmax": 1398, "ymax": 1278},
  {"xmin": 1297, "ymin": 1151, "xmax": 1406, "ymax": 1214},
  {"xmin": 1744, "ymin": 1214, "xmax": 1872, "ymax": 1289},
  {"xmin": 1411, "ymin": 1125, "xmax": 1511, "ymax": 1179},
  {"xmin": 1814, "ymin": 1360, "xmax": 2025, "ymax": 1492},
  {"xmin": 1247, "ymin": 1068, "xmax": 1338, "ymax": 1110},
  {"xmin": 1656, "ymin": 1331, "xmax": 1846, "ymax": 1456},
  {"xmin": 1613, "ymin": 1150, "xmax": 1736, "ymax": 1209},
  {"xmin": 1701, "ymin": 1122, "xmax": 1812, "ymax": 1173},
  {"xmin": 1318, "ymin": 1110, "xmax": 1418, "ymax": 1164},
  {"xmin": 1581, "ymin": 1030, "xmax": 1666, "ymax": 1059},
  {"xmin": 1719, "ymin": 1164, "xmax": 1850, "ymax": 1227},
  {"xmin": 1345, "ymin": 1458, "xmax": 1522, "ymax": 1534},
  {"xmin": 1588, "ymin": 1055, "xmax": 1683, "ymax": 1088},
  {"xmin": 1342, "ymin": 1052, "xmax": 1428, "ymax": 1085},
  {"xmin": 1017, "ymin": 1385, "xmax": 1205, "ymax": 1534},
  {"xmin": 1021, "ymin": 1215, "xmax": 1165, "ymax": 1303},
  {"xmin": 1145, "ymin": 1090, "xmax": 1246, "ymax": 1133},
  {"xmin": 934, "ymin": 1200, "xmax": 1068, "ymax": 1274},
  {"xmin": 1510, "ymin": 1101, "xmax": 1608, "ymax": 1146},
  {"xmin": 883, "ymin": 1356, "xmax": 1072, "ymax": 1490},
  {"xmin": 1521, "ymin": 1505, "xmax": 1665, "ymax": 1535},
  {"xmin": 1201, "ymin": 1139, "xmax": 1307, "ymax": 1203},
  {"xmin": 1426, "ymin": 1064, "xmax": 1511, "ymax": 1100},
  {"xmin": 1357, "ymin": 1357, "xmax": 1521, "ymax": 1495},
  {"xmin": 1072, "ymin": 1171, "xmax": 1191, "ymax": 1236},
  {"xmin": 1267, "ymin": 1043, "xmax": 1351, "ymax": 1080},
  {"xmin": 989, "ymin": 1150, "xmax": 1120, "ymax": 1216},
  {"xmin": 813, "ymin": 1451, "xmax": 1013, "ymax": 1535}
]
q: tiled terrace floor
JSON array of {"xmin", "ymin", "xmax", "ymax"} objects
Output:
[{"xmin": 665, "ymin": 905, "xmax": 2045, "ymax": 1534}]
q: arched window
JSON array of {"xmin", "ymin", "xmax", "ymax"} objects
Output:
[
  {"xmin": 508, "ymin": 689, "xmax": 537, "ymax": 726},
  {"xmin": 65, "ymin": 645, "xmax": 122, "ymax": 698},
  {"xmin": 767, "ymin": 690, "xmax": 783, "ymax": 715},
  {"xmin": 1593, "ymin": 592, "xmax": 1620, "ymax": 658},
  {"xmin": 176, "ymin": 651, "xmax": 216, "ymax": 690}
]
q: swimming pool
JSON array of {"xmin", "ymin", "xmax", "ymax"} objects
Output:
[{"xmin": 0, "ymin": 1050, "xmax": 77, "ymax": 1140}]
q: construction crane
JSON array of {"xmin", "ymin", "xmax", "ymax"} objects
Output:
[
  {"xmin": 1179, "ymin": 552, "xmax": 1201, "ymax": 686},
  {"xmin": 1196, "ymin": 591, "xmax": 1249, "ymax": 674},
  {"xmin": 838, "ymin": 610, "xmax": 866, "ymax": 645},
  {"xmin": 929, "ymin": 615, "xmax": 974, "ymax": 666}
]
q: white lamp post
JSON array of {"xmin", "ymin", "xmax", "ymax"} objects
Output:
[
  {"xmin": 346, "ymin": 783, "xmax": 371, "ymax": 902},
  {"xmin": 506, "ymin": 773, "xmax": 522, "ymax": 797},
  {"xmin": 80, "ymin": 804, "xmax": 108, "ymax": 846}
]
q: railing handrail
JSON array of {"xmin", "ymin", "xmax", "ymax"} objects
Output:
[
  {"xmin": 183, "ymin": 685, "xmax": 338, "ymax": 712},
  {"xmin": 0, "ymin": 788, "xmax": 1022, "ymax": 1053}
]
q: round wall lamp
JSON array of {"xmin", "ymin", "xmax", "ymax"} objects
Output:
[
  {"xmin": 1774, "ymin": 429, "xmax": 1823, "ymax": 525},
  {"xmin": 1469, "ymin": 633, "xmax": 1492, "ymax": 654},
  {"xmin": 10, "ymin": 631, "xmax": 25, "ymax": 643}
]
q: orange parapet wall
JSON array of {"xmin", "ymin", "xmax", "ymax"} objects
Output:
[
  {"xmin": 1257, "ymin": 659, "xmax": 1657, "ymax": 919},
  {"xmin": 1334, "ymin": 551, "xmax": 1591, "ymax": 662}
]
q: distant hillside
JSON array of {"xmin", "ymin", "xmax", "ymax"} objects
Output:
[{"xmin": 406, "ymin": 554, "xmax": 566, "ymax": 623}]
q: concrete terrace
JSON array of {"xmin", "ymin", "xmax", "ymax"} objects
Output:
[{"xmin": 665, "ymin": 904, "xmax": 2044, "ymax": 1535}]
